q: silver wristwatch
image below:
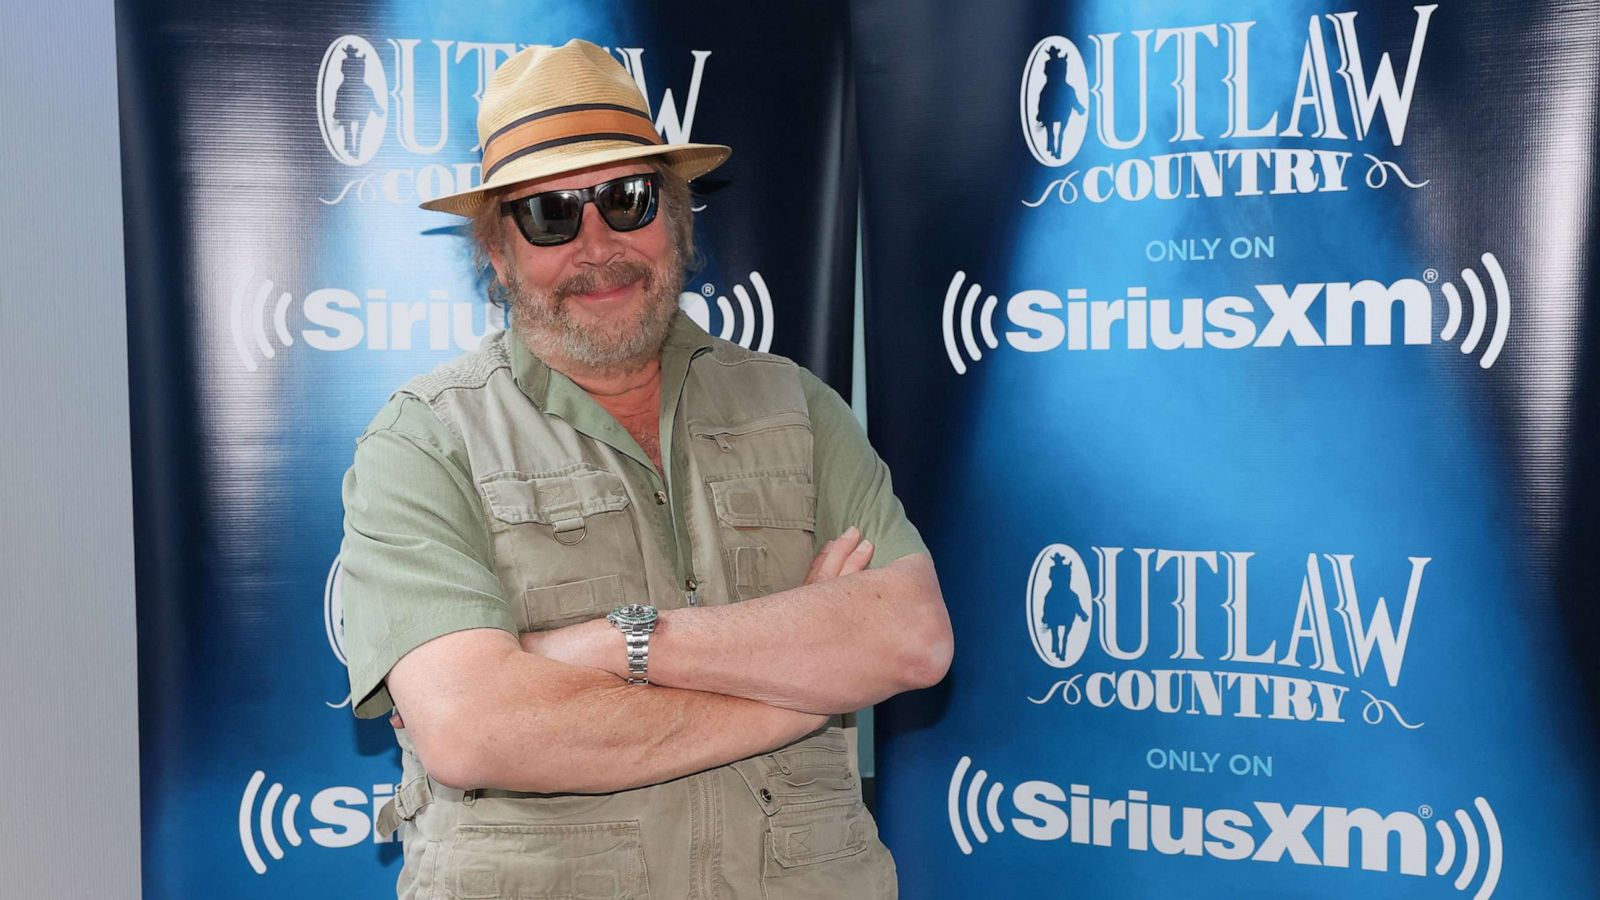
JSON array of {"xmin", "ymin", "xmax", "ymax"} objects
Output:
[{"xmin": 607, "ymin": 604, "xmax": 659, "ymax": 684}]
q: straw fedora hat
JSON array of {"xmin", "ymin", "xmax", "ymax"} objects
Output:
[{"xmin": 419, "ymin": 39, "xmax": 731, "ymax": 217}]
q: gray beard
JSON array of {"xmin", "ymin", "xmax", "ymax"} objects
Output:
[{"xmin": 506, "ymin": 250, "xmax": 684, "ymax": 372}]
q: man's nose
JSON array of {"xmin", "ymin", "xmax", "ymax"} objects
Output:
[{"xmin": 569, "ymin": 201, "xmax": 624, "ymax": 265}]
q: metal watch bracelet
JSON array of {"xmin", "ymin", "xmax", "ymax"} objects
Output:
[{"xmin": 623, "ymin": 629, "xmax": 650, "ymax": 684}]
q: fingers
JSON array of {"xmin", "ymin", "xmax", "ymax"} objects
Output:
[
  {"xmin": 389, "ymin": 712, "xmax": 406, "ymax": 730},
  {"xmin": 841, "ymin": 536, "xmax": 874, "ymax": 576},
  {"xmin": 806, "ymin": 527, "xmax": 870, "ymax": 584},
  {"xmin": 804, "ymin": 538, "xmax": 834, "ymax": 584},
  {"xmin": 815, "ymin": 527, "xmax": 859, "ymax": 581}
]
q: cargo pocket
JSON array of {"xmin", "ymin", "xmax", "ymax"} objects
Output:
[
  {"xmin": 397, "ymin": 838, "xmax": 441, "ymax": 900},
  {"xmin": 445, "ymin": 820, "xmax": 651, "ymax": 900},
  {"xmin": 732, "ymin": 731, "xmax": 895, "ymax": 900},
  {"xmin": 708, "ymin": 476, "xmax": 816, "ymax": 601},
  {"xmin": 480, "ymin": 466, "xmax": 646, "ymax": 630}
]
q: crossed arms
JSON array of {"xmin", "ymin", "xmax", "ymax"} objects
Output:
[{"xmin": 385, "ymin": 532, "xmax": 953, "ymax": 795}]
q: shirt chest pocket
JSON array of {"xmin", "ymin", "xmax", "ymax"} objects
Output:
[
  {"xmin": 690, "ymin": 410, "xmax": 817, "ymax": 603},
  {"xmin": 708, "ymin": 476, "xmax": 817, "ymax": 602},
  {"xmin": 481, "ymin": 467, "xmax": 646, "ymax": 630},
  {"xmin": 690, "ymin": 410, "xmax": 814, "ymax": 477}
]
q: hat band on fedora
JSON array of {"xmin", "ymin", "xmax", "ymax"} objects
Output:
[{"xmin": 481, "ymin": 103, "xmax": 664, "ymax": 180}]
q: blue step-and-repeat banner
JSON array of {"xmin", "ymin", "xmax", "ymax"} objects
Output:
[
  {"xmin": 118, "ymin": 0, "xmax": 855, "ymax": 895},
  {"xmin": 119, "ymin": 0, "xmax": 1600, "ymax": 896},
  {"xmin": 858, "ymin": 1, "xmax": 1600, "ymax": 898}
]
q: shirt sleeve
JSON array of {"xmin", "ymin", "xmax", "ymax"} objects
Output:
[
  {"xmin": 339, "ymin": 395, "xmax": 516, "ymax": 719},
  {"xmin": 801, "ymin": 368, "xmax": 930, "ymax": 568}
]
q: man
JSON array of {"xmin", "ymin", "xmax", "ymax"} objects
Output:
[{"xmin": 340, "ymin": 39, "xmax": 952, "ymax": 899}]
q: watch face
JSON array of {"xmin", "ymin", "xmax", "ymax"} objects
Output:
[{"xmin": 610, "ymin": 604, "xmax": 658, "ymax": 627}]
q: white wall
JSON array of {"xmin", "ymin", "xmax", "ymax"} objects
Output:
[{"xmin": 0, "ymin": 1, "xmax": 143, "ymax": 895}]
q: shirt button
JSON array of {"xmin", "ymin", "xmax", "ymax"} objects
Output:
[
  {"xmin": 685, "ymin": 577, "xmax": 699, "ymax": 591},
  {"xmin": 654, "ymin": 490, "xmax": 668, "ymax": 505}
]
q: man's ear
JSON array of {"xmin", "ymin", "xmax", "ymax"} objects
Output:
[{"xmin": 486, "ymin": 234, "xmax": 510, "ymax": 287}]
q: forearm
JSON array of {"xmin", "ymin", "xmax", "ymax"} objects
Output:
[
  {"xmin": 403, "ymin": 636, "xmax": 826, "ymax": 794},
  {"xmin": 650, "ymin": 554, "xmax": 951, "ymax": 713}
]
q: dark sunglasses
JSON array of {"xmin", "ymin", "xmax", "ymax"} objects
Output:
[{"xmin": 499, "ymin": 172, "xmax": 661, "ymax": 246}]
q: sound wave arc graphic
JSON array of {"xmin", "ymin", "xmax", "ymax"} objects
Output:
[
  {"xmin": 230, "ymin": 269, "xmax": 295, "ymax": 372},
  {"xmin": 239, "ymin": 770, "xmax": 303, "ymax": 875},
  {"xmin": 681, "ymin": 271, "xmax": 774, "ymax": 352},
  {"xmin": 942, "ymin": 272, "xmax": 1000, "ymax": 375},
  {"xmin": 948, "ymin": 756, "xmax": 1008, "ymax": 855},
  {"xmin": 1438, "ymin": 253, "xmax": 1510, "ymax": 369},
  {"xmin": 1434, "ymin": 798, "xmax": 1503, "ymax": 899}
]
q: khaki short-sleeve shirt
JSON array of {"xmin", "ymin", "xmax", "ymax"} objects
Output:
[{"xmin": 339, "ymin": 330, "xmax": 927, "ymax": 718}]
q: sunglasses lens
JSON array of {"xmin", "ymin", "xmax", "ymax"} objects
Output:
[
  {"xmin": 514, "ymin": 192, "xmax": 583, "ymax": 245},
  {"xmin": 596, "ymin": 174, "xmax": 658, "ymax": 232}
]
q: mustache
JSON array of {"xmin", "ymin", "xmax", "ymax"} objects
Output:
[{"xmin": 554, "ymin": 260, "xmax": 654, "ymax": 301}]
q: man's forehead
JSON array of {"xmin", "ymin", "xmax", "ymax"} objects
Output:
[{"xmin": 501, "ymin": 161, "xmax": 657, "ymax": 202}]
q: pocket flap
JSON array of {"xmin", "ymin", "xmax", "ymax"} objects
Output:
[
  {"xmin": 730, "ymin": 729, "xmax": 855, "ymax": 816},
  {"xmin": 482, "ymin": 468, "xmax": 631, "ymax": 526},
  {"xmin": 525, "ymin": 574, "xmax": 624, "ymax": 626},
  {"xmin": 768, "ymin": 803, "xmax": 868, "ymax": 868},
  {"xmin": 709, "ymin": 477, "xmax": 816, "ymax": 529}
]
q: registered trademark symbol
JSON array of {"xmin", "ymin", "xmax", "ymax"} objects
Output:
[
  {"xmin": 1418, "ymin": 804, "xmax": 1433, "ymax": 819},
  {"xmin": 701, "ymin": 282, "xmax": 716, "ymax": 297},
  {"xmin": 1423, "ymin": 268, "xmax": 1439, "ymax": 283}
]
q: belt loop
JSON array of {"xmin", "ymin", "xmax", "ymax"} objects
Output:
[
  {"xmin": 399, "ymin": 775, "xmax": 435, "ymax": 817},
  {"xmin": 377, "ymin": 775, "xmax": 436, "ymax": 838}
]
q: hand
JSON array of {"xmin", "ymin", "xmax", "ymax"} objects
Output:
[{"xmin": 805, "ymin": 526, "xmax": 874, "ymax": 585}]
